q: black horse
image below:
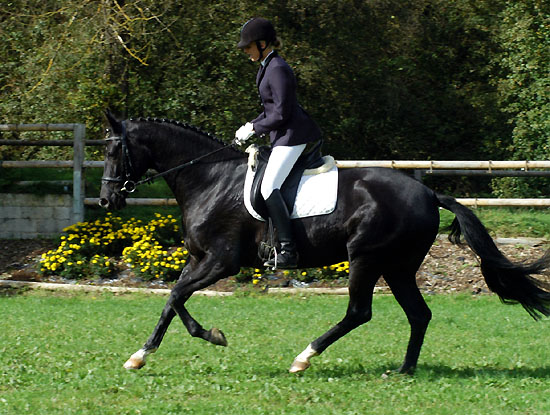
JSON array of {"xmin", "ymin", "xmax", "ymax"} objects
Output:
[{"xmin": 100, "ymin": 112, "xmax": 550, "ymax": 374}]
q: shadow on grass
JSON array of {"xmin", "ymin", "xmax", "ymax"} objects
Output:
[
  {"xmin": 0, "ymin": 285, "xmax": 30, "ymax": 297},
  {"xmin": 282, "ymin": 361, "xmax": 550, "ymax": 380},
  {"xmin": 120, "ymin": 361, "xmax": 550, "ymax": 382},
  {"xmin": 416, "ymin": 363, "xmax": 550, "ymax": 380}
]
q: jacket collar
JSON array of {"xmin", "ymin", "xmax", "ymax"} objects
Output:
[{"xmin": 256, "ymin": 50, "xmax": 278, "ymax": 86}]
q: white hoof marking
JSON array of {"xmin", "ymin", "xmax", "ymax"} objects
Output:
[
  {"xmin": 123, "ymin": 348, "xmax": 150, "ymax": 370},
  {"xmin": 289, "ymin": 344, "xmax": 318, "ymax": 373}
]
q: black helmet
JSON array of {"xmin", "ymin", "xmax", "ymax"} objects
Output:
[{"xmin": 237, "ymin": 17, "xmax": 276, "ymax": 49}]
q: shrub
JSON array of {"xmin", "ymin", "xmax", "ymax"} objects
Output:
[
  {"xmin": 122, "ymin": 240, "xmax": 188, "ymax": 281},
  {"xmin": 40, "ymin": 213, "xmax": 184, "ymax": 281},
  {"xmin": 40, "ymin": 213, "xmax": 351, "ymax": 284}
]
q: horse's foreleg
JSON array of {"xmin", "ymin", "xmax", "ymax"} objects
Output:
[
  {"xmin": 167, "ymin": 258, "xmax": 235, "ymax": 345},
  {"xmin": 124, "ymin": 254, "xmax": 235, "ymax": 370},
  {"xmin": 170, "ymin": 297, "xmax": 228, "ymax": 346},
  {"xmin": 124, "ymin": 298, "xmax": 179, "ymax": 370},
  {"xmin": 124, "ymin": 265, "xmax": 191, "ymax": 370},
  {"xmin": 123, "ymin": 295, "xmax": 227, "ymax": 370}
]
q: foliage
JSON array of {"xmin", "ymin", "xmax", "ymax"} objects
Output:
[
  {"xmin": 40, "ymin": 213, "xmax": 184, "ymax": 280},
  {"xmin": 248, "ymin": 262, "xmax": 350, "ymax": 286},
  {"xmin": 494, "ymin": 1, "xmax": 550, "ymax": 159},
  {"xmin": 2, "ymin": 1, "xmax": 549, "ymax": 197},
  {"xmin": 122, "ymin": 238, "xmax": 188, "ymax": 280},
  {"xmin": 490, "ymin": 0, "xmax": 550, "ymax": 197},
  {"xmin": 4, "ymin": 293, "xmax": 550, "ymax": 414}
]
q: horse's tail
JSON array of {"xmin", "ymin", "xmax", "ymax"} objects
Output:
[{"xmin": 435, "ymin": 193, "xmax": 550, "ymax": 320}]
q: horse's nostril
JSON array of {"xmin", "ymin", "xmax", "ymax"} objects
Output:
[{"xmin": 99, "ymin": 198, "xmax": 110, "ymax": 208}]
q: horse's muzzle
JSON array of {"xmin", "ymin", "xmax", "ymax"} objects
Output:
[
  {"xmin": 98, "ymin": 193, "xmax": 126, "ymax": 210},
  {"xmin": 99, "ymin": 198, "xmax": 110, "ymax": 208}
]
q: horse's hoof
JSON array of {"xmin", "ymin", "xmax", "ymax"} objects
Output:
[
  {"xmin": 123, "ymin": 356, "xmax": 146, "ymax": 370},
  {"xmin": 381, "ymin": 366, "xmax": 415, "ymax": 378},
  {"xmin": 208, "ymin": 328, "xmax": 228, "ymax": 346},
  {"xmin": 396, "ymin": 364, "xmax": 415, "ymax": 375},
  {"xmin": 123, "ymin": 349, "xmax": 148, "ymax": 370},
  {"xmin": 289, "ymin": 359, "xmax": 310, "ymax": 373}
]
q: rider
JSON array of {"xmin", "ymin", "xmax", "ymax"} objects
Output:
[{"xmin": 235, "ymin": 17, "xmax": 322, "ymax": 269}]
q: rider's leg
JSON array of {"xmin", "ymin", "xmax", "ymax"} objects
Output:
[{"xmin": 261, "ymin": 144, "xmax": 306, "ymax": 269}]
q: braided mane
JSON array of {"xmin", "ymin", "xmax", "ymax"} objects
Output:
[{"xmin": 130, "ymin": 117, "xmax": 243, "ymax": 155}]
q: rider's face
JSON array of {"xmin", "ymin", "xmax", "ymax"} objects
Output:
[{"xmin": 242, "ymin": 41, "xmax": 266, "ymax": 62}]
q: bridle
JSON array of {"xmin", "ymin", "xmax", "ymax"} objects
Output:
[
  {"xmin": 102, "ymin": 120, "xmax": 237, "ymax": 193},
  {"xmin": 101, "ymin": 121, "xmax": 137, "ymax": 192}
]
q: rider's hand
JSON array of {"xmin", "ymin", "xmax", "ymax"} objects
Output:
[{"xmin": 234, "ymin": 122, "xmax": 254, "ymax": 145}]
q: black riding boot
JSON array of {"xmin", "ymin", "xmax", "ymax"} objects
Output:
[{"xmin": 263, "ymin": 190, "xmax": 298, "ymax": 269}]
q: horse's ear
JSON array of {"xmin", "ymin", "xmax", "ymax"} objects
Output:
[{"xmin": 105, "ymin": 108, "xmax": 123, "ymax": 134}]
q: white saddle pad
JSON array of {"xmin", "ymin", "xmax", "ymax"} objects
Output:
[{"xmin": 243, "ymin": 152, "xmax": 338, "ymax": 221}]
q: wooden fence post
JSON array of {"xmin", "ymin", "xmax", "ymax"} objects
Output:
[{"xmin": 72, "ymin": 123, "xmax": 86, "ymax": 223}]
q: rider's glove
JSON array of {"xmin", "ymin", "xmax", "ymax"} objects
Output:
[{"xmin": 234, "ymin": 122, "xmax": 255, "ymax": 145}]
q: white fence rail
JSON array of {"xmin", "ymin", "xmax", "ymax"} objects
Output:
[
  {"xmin": 335, "ymin": 160, "xmax": 550, "ymax": 170},
  {"xmin": 2, "ymin": 123, "xmax": 550, "ymax": 209}
]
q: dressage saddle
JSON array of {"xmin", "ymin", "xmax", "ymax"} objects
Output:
[{"xmin": 249, "ymin": 140, "xmax": 324, "ymax": 220}]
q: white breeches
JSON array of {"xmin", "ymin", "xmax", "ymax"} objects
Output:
[{"xmin": 260, "ymin": 144, "xmax": 307, "ymax": 200}]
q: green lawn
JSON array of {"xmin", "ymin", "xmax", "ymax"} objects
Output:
[
  {"xmin": 439, "ymin": 207, "xmax": 550, "ymax": 239},
  {"xmin": 2, "ymin": 291, "xmax": 550, "ymax": 414}
]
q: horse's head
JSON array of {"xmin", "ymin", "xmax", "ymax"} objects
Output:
[
  {"xmin": 99, "ymin": 110, "xmax": 149, "ymax": 210},
  {"xmin": 99, "ymin": 112, "xmax": 244, "ymax": 210}
]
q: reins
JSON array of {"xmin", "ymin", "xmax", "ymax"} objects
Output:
[
  {"xmin": 102, "ymin": 120, "xmax": 238, "ymax": 193},
  {"xmin": 123, "ymin": 144, "xmax": 236, "ymax": 192}
]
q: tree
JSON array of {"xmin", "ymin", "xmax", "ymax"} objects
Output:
[
  {"xmin": 1, "ymin": 0, "xmax": 547, "ymax": 197},
  {"xmin": 490, "ymin": 0, "xmax": 550, "ymax": 197}
]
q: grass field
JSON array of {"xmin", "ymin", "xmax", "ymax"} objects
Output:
[{"xmin": 2, "ymin": 291, "xmax": 550, "ymax": 414}]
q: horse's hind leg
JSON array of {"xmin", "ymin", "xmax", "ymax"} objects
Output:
[
  {"xmin": 384, "ymin": 270, "xmax": 432, "ymax": 374},
  {"xmin": 290, "ymin": 262, "xmax": 381, "ymax": 373}
]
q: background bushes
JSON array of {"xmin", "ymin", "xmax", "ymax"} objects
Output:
[{"xmin": 1, "ymin": 0, "xmax": 549, "ymax": 196}]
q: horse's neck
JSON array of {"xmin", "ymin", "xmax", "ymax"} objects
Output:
[
  {"xmin": 145, "ymin": 127, "xmax": 217, "ymax": 172},
  {"xmin": 143, "ymin": 128, "xmax": 246, "ymax": 200}
]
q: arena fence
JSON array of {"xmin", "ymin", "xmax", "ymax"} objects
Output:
[
  {"xmin": 1, "ymin": 124, "xmax": 550, "ymax": 216},
  {"xmin": 0, "ymin": 123, "xmax": 90, "ymax": 223}
]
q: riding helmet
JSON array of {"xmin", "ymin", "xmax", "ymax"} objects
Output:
[{"xmin": 237, "ymin": 17, "xmax": 276, "ymax": 48}]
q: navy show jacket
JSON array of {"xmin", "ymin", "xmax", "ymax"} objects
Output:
[{"xmin": 251, "ymin": 52, "xmax": 321, "ymax": 147}]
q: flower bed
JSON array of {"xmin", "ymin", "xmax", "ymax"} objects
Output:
[{"xmin": 39, "ymin": 213, "xmax": 350, "ymax": 284}]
